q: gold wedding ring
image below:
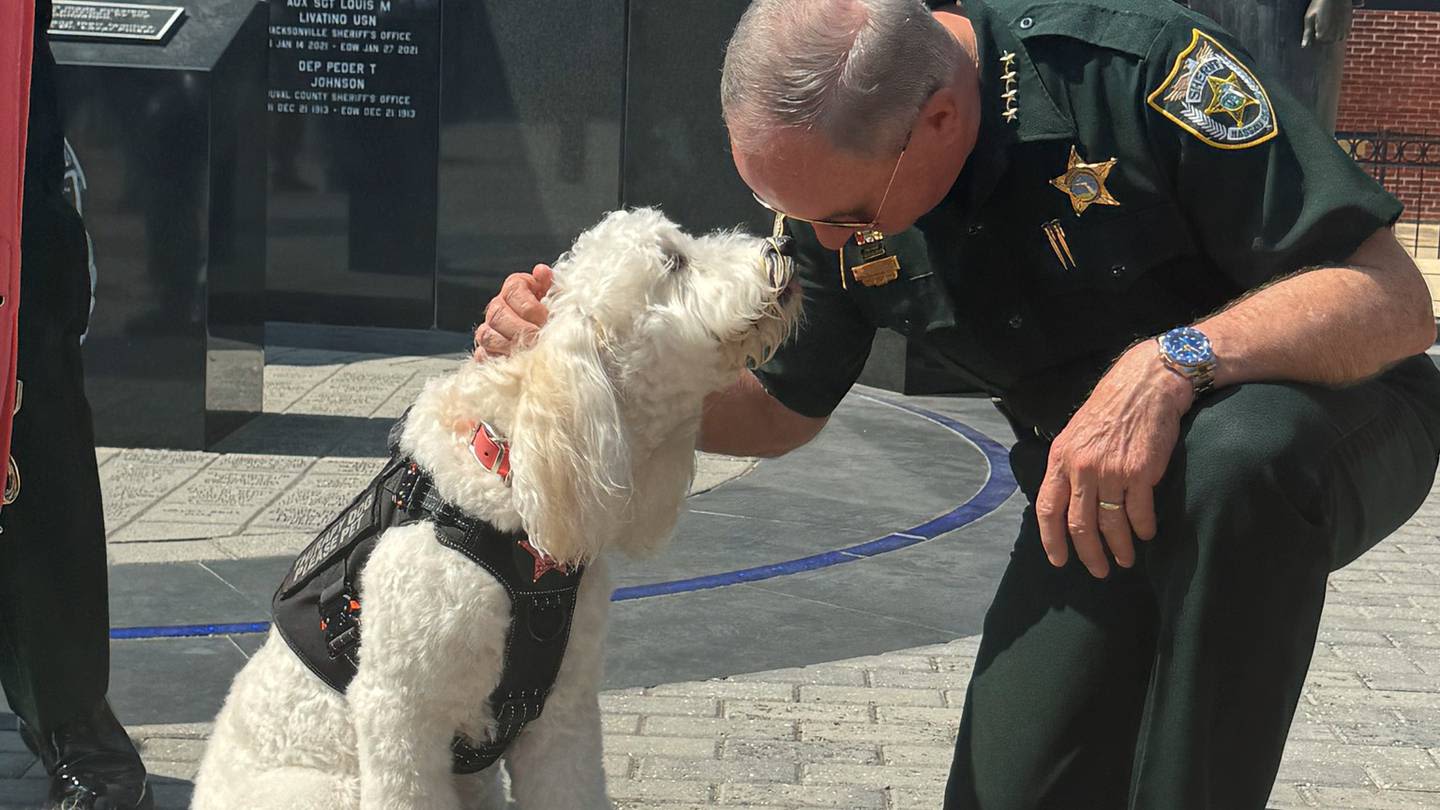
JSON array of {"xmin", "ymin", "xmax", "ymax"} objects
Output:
[{"xmin": 1098, "ymin": 500, "xmax": 1124, "ymax": 511}]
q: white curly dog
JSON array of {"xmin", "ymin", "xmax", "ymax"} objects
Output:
[{"xmin": 191, "ymin": 208, "xmax": 800, "ymax": 810}]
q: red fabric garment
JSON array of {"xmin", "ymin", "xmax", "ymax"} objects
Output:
[{"xmin": 0, "ymin": 2, "xmax": 35, "ymax": 500}]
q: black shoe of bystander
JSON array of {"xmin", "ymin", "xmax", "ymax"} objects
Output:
[{"xmin": 19, "ymin": 701, "xmax": 152, "ymax": 810}]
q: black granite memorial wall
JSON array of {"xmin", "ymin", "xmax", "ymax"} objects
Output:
[
  {"xmin": 265, "ymin": 0, "xmax": 441, "ymax": 328},
  {"xmin": 433, "ymin": 0, "xmax": 626, "ymax": 331},
  {"xmin": 53, "ymin": 0, "xmax": 268, "ymax": 449},
  {"xmin": 55, "ymin": 0, "xmax": 959, "ymax": 428},
  {"xmin": 265, "ymin": 0, "xmax": 634, "ymax": 332},
  {"xmin": 621, "ymin": 0, "xmax": 768, "ymax": 236},
  {"xmin": 269, "ymin": 0, "xmax": 771, "ymax": 332}
]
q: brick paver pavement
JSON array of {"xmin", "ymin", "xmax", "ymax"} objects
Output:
[{"xmin": 6, "ymin": 539, "xmax": 1432, "ymax": 810}]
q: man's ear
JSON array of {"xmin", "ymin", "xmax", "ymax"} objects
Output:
[{"xmin": 917, "ymin": 85, "xmax": 961, "ymax": 141}]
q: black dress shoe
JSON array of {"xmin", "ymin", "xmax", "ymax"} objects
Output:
[{"xmin": 18, "ymin": 701, "xmax": 153, "ymax": 810}]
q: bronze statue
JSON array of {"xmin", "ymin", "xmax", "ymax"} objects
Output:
[{"xmin": 1188, "ymin": 0, "xmax": 1353, "ymax": 133}]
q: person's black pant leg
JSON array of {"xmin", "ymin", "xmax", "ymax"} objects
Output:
[
  {"xmin": 945, "ymin": 439, "xmax": 1160, "ymax": 810},
  {"xmin": 0, "ymin": 195, "xmax": 110, "ymax": 735},
  {"xmin": 947, "ymin": 357, "xmax": 1440, "ymax": 810},
  {"xmin": 1131, "ymin": 359, "xmax": 1440, "ymax": 808}
]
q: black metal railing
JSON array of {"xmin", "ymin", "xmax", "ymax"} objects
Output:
[{"xmin": 1336, "ymin": 131, "xmax": 1440, "ymax": 259}]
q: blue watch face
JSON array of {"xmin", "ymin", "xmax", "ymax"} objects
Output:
[{"xmin": 1160, "ymin": 326, "xmax": 1213, "ymax": 368}]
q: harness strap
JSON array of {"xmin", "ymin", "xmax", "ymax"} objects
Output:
[
  {"xmin": 385, "ymin": 460, "xmax": 485, "ymax": 534},
  {"xmin": 432, "ymin": 519, "xmax": 582, "ymax": 774},
  {"xmin": 272, "ymin": 434, "xmax": 584, "ymax": 777},
  {"xmin": 449, "ymin": 688, "xmax": 547, "ymax": 773}
]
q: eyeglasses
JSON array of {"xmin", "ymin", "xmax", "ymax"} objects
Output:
[{"xmin": 750, "ymin": 139, "xmax": 909, "ymax": 232}]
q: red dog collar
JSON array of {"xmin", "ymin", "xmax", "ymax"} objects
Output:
[{"xmin": 471, "ymin": 421, "xmax": 512, "ymax": 483}]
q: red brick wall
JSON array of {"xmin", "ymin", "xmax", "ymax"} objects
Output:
[{"xmin": 1337, "ymin": 9, "xmax": 1440, "ymax": 221}]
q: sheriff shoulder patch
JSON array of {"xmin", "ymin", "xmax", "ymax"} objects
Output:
[{"xmin": 1147, "ymin": 28, "xmax": 1278, "ymax": 150}]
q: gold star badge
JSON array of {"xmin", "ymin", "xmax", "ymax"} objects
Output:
[
  {"xmin": 1203, "ymin": 71, "xmax": 1259, "ymax": 127},
  {"xmin": 1049, "ymin": 146, "xmax": 1120, "ymax": 216}
]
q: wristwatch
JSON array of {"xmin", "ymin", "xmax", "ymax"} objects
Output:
[{"xmin": 1157, "ymin": 326, "xmax": 1216, "ymax": 394}]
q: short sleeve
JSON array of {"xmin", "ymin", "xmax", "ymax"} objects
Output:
[
  {"xmin": 751, "ymin": 217, "xmax": 876, "ymax": 419},
  {"xmin": 1141, "ymin": 17, "xmax": 1402, "ymax": 291}
]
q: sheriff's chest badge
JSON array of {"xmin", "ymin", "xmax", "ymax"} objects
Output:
[{"xmin": 1050, "ymin": 146, "xmax": 1120, "ymax": 216}]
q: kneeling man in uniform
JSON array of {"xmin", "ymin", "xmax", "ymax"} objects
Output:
[{"xmin": 476, "ymin": 1, "xmax": 1440, "ymax": 807}]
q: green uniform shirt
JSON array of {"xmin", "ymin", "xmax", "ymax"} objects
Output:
[{"xmin": 752, "ymin": 0, "xmax": 1402, "ymax": 436}]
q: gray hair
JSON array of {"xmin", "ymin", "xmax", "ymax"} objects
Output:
[{"xmin": 721, "ymin": 0, "xmax": 963, "ymax": 157}]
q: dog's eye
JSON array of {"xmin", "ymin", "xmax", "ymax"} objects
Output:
[{"xmin": 663, "ymin": 252, "xmax": 688, "ymax": 273}]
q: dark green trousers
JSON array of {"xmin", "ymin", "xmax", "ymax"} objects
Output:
[
  {"xmin": 0, "ymin": 191, "xmax": 110, "ymax": 736},
  {"xmin": 946, "ymin": 354, "xmax": 1440, "ymax": 810}
]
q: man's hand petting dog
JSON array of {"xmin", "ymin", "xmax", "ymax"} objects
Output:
[{"xmin": 474, "ymin": 264, "xmax": 553, "ymax": 361}]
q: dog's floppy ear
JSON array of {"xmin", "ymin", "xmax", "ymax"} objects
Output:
[{"xmin": 508, "ymin": 314, "xmax": 631, "ymax": 566}]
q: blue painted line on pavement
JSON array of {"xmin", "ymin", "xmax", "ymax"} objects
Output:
[
  {"xmin": 109, "ymin": 395, "xmax": 1016, "ymax": 639},
  {"xmin": 110, "ymin": 621, "xmax": 272, "ymax": 640},
  {"xmin": 610, "ymin": 394, "xmax": 1015, "ymax": 600}
]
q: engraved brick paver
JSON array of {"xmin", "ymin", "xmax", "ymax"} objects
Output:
[{"xmin": 14, "ymin": 346, "xmax": 1430, "ymax": 809}]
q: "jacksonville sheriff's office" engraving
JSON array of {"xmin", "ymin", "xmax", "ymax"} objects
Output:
[{"xmin": 268, "ymin": 0, "xmax": 425, "ymax": 119}]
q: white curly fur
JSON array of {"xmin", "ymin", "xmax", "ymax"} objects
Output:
[{"xmin": 192, "ymin": 209, "xmax": 801, "ymax": 810}]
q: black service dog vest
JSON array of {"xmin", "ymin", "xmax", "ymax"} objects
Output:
[{"xmin": 271, "ymin": 420, "xmax": 584, "ymax": 774}]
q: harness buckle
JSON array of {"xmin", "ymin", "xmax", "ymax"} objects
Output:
[
  {"xmin": 392, "ymin": 462, "xmax": 424, "ymax": 511},
  {"xmin": 470, "ymin": 422, "xmax": 512, "ymax": 483},
  {"xmin": 319, "ymin": 590, "xmax": 362, "ymax": 659}
]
